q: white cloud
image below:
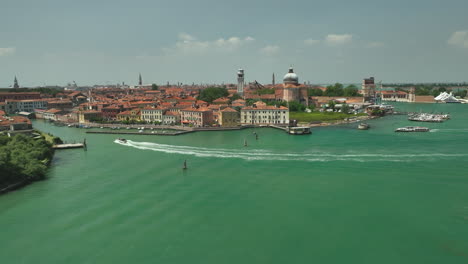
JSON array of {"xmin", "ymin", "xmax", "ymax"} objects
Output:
[
  {"xmin": 178, "ymin": 33, "xmax": 195, "ymax": 41},
  {"xmin": 0, "ymin": 47, "xmax": 16, "ymax": 56},
  {"xmin": 367, "ymin": 41, "xmax": 384, "ymax": 48},
  {"xmin": 448, "ymin": 31, "xmax": 468, "ymax": 48},
  {"xmin": 325, "ymin": 34, "xmax": 353, "ymax": 45},
  {"xmin": 304, "ymin": 38, "xmax": 320, "ymax": 45},
  {"xmin": 260, "ymin": 45, "xmax": 280, "ymax": 55},
  {"xmin": 165, "ymin": 34, "xmax": 255, "ymax": 54}
]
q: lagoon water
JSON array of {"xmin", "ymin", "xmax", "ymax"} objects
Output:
[{"xmin": 1, "ymin": 102, "xmax": 468, "ymax": 263}]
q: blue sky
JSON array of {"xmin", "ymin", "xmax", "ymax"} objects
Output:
[{"xmin": 1, "ymin": 0, "xmax": 468, "ymax": 87}]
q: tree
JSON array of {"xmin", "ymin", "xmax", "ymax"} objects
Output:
[
  {"xmin": 343, "ymin": 85, "xmax": 359, "ymax": 96},
  {"xmin": 288, "ymin": 101, "xmax": 306, "ymax": 112},
  {"xmin": 151, "ymin": 84, "xmax": 159, "ymax": 90},
  {"xmin": 454, "ymin": 90, "xmax": 468, "ymax": 98},
  {"xmin": 0, "ymin": 134, "xmax": 54, "ymax": 186},
  {"xmin": 230, "ymin": 93, "xmax": 242, "ymax": 102},
  {"xmin": 328, "ymin": 100, "xmax": 336, "ymax": 110},
  {"xmin": 197, "ymin": 87, "xmax": 229, "ymax": 103},
  {"xmin": 324, "ymin": 83, "xmax": 344, "ymax": 96},
  {"xmin": 255, "ymin": 88, "xmax": 275, "ymax": 95},
  {"xmin": 341, "ymin": 104, "xmax": 351, "ymax": 113},
  {"xmin": 308, "ymin": 88, "xmax": 323, "ymax": 96}
]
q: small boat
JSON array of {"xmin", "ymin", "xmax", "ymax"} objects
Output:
[
  {"xmin": 358, "ymin": 123, "xmax": 370, "ymax": 130},
  {"xmin": 126, "ymin": 127, "xmax": 130, "ymax": 130},
  {"xmin": 117, "ymin": 138, "xmax": 127, "ymax": 143},
  {"xmin": 138, "ymin": 130, "xmax": 144, "ymax": 133},
  {"xmin": 244, "ymin": 139, "xmax": 248, "ymax": 147},
  {"xmin": 67, "ymin": 124, "xmax": 72, "ymax": 127},
  {"xmin": 395, "ymin": 126, "xmax": 430, "ymax": 132},
  {"xmin": 182, "ymin": 160, "xmax": 187, "ymax": 170}
]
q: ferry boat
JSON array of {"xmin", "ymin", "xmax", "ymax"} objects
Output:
[
  {"xmin": 358, "ymin": 123, "xmax": 370, "ymax": 130},
  {"xmin": 395, "ymin": 126, "xmax": 430, "ymax": 132},
  {"xmin": 288, "ymin": 127, "xmax": 311, "ymax": 135},
  {"xmin": 408, "ymin": 112, "xmax": 450, "ymax": 122}
]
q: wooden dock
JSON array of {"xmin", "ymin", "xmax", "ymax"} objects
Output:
[{"xmin": 53, "ymin": 143, "xmax": 85, "ymax": 150}]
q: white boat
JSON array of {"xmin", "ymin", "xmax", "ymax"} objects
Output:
[
  {"xmin": 117, "ymin": 138, "xmax": 127, "ymax": 143},
  {"xmin": 358, "ymin": 123, "xmax": 370, "ymax": 130},
  {"xmin": 395, "ymin": 126, "xmax": 430, "ymax": 132}
]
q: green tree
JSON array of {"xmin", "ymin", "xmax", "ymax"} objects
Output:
[
  {"xmin": 324, "ymin": 83, "xmax": 344, "ymax": 96},
  {"xmin": 341, "ymin": 104, "xmax": 351, "ymax": 113},
  {"xmin": 151, "ymin": 84, "xmax": 159, "ymax": 90},
  {"xmin": 230, "ymin": 93, "xmax": 242, "ymax": 102},
  {"xmin": 343, "ymin": 85, "xmax": 359, "ymax": 96},
  {"xmin": 255, "ymin": 88, "xmax": 275, "ymax": 95},
  {"xmin": 197, "ymin": 87, "xmax": 229, "ymax": 103},
  {"xmin": 288, "ymin": 101, "xmax": 306, "ymax": 112},
  {"xmin": 308, "ymin": 88, "xmax": 323, "ymax": 96}
]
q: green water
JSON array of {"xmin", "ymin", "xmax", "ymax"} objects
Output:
[{"xmin": 1, "ymin": 102, "xmax": 468, "ymax": 263}]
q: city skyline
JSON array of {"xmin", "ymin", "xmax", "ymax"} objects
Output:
[{"xmin": 1, "ymin": 0, "xmax": 468, "ymax": 87}]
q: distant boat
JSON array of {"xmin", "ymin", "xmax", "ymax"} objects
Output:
[
  {"xmin": 117, "ymin": 138, "xmax": 127, "ymax": 143},
  {"xmin": 358, "ymin": 123, "xmax": 370, "ymax": 130},
  {"xmin": 244, "ymin": 139, "xmax": 248, "ymax": 147},
  {"xmin": 395, "ymin": 126, "xmax": 430, "ymax": 132},
  {"xmin": 183, "ymin": 160, "xmax": 187, "ymax": 170}
]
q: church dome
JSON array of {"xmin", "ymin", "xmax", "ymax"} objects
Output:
[{"xmin": 283, "ymin": 67, "xmax": 299, "ymax": 84}]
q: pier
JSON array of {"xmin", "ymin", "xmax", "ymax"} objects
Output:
[
  {"xmin": 52, "ymin": 143, "xmax": 86, "ymax": 149},
  {"xmin": 86, "ymin": 130, "xmax": 192, "ymax": 136}
]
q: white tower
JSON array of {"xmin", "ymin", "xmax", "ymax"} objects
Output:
[{"xmin": 237, "ymin": 69, "xmax": 244, "ymax": 96}]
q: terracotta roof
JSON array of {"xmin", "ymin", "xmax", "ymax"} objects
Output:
[
  {"xmin": 242, "ymin": 105, "xmax": 289, "ymax": 110},
  {"xmin": 164, "ymin": 111, "xmax": 180, "ymax": 116},
  {"xmin": 221, "ymin": 107, "xmax": 238, "ymax": 112},
  {"xmin": 213, "ymin": 97, "xmax": 230, "ymax": 103},
  {"xmin": 45, "ymin": 109, "xmax": 63, "ymax": 114}
]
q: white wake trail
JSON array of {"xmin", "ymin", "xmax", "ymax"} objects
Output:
[{"xmin": 114, "ymin": 140, "xmax": 468, "ymax": 162}]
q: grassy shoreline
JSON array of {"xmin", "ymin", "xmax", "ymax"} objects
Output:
[
  {"xmin": 290, "ymin": 111, "xmax": 368, "ymax": 123},
  {"xmin": 0, "ymin": 132, "xmax": 56, "ymax": 195}
]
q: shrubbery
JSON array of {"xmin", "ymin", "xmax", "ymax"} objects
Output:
[{"xmin": 0, "ymin": 134, "xmax": 54, "ymax": 188}]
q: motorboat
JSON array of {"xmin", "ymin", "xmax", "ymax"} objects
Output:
[
  {"xmin": 395, "ymin": 126, "xmax": 430, "ymax": 132},
  {"xmin": 358, "ymin": 123, "xmax": 370, "ymax": 130},
  {"xmin": 117, "ymin": 138, "xmax": 127, "ymax": 143}
]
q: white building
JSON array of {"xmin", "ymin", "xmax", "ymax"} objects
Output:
[
  {"xmin": 240, "ymin": 101, "xmax": 289, "ymax": 125},
  {"xmin": 141, "ymin": 107, "xmax": 165, "ymax": 123},
  {"xmin": 3, "ymin": 99, "xmax": 48, "ymax": 114},
  {"xmin": 162, "ymin": 111, "xmax": 181, "ymax": 125}
]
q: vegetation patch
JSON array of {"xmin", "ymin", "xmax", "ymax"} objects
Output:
[
  {"xmin": 0, "ymin": 134, "xmax": 55, "ymax": 190},
  {"xmin": 290, "ymin": 112, "xmax": 367, "ymax": 123}
]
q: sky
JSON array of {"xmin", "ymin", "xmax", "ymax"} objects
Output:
[{"xmin": 1, "ymin": 0, "xmax": 468, "ymax": 87}]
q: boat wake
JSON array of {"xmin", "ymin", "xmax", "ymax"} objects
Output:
[
  {"xmin": 430, "ymin": 129, "xmax": 468, "ymax": 133},
  {"xmin": 114, "ymin": 139, "xmax": 468, "ymax": 162}
]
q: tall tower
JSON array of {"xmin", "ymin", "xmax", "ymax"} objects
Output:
[
  {"xmin": 237, "ymin": 69, "xmax": 244, "ymax": 96},
  {"xmin": 138, "ymin": 73, "xmax": 142, "ymax": 86},
  {"xmin": 13, "ymin": 76, "xmax": 19, "ymax": 89},
  {"xmin": 272, "ymin": 73, "xmax": 275, "ymax": 85},
  {"xmin": 361, "ymin": 77, "xmax": 376, "ymax": 103}
]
